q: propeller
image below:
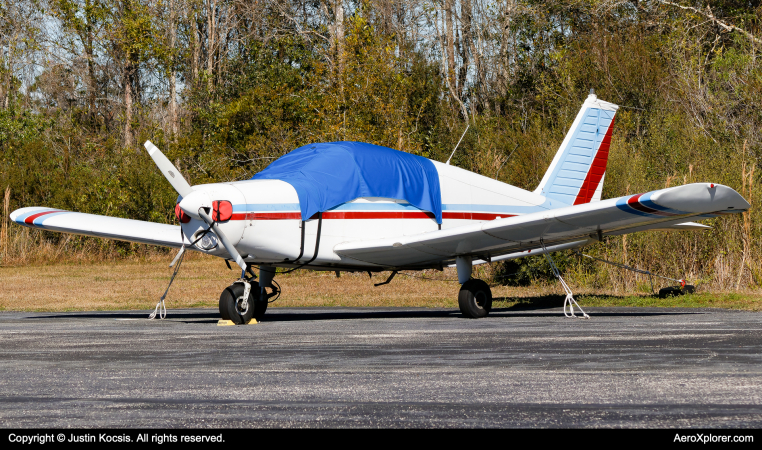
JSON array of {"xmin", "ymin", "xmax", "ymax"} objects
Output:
[
  {"xmin": 144, "ymin": 141, "xmax": 194, "ymax": 198},
  {"xmin": 144, "ymin": 140, "xmax": 248, "ymax": 275}
]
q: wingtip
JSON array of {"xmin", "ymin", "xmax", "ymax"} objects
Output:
[
  {"xmin": 652, "ymin": 183, "xmax": 749, "ymax": 213},
  {"xmin": 9, "ymin": 207, "xmax": 57, "ymax": 224}
]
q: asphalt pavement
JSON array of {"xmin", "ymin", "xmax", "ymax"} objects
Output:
[{"xmin": 0, "ymin": 306, "xmax": 761, "ymax": 428}]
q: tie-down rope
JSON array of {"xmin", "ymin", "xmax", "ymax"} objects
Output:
[
  {"xmin": 149, "ymin": 245, "xmax": 186, "ymax": 320},
  {"xmin": 541, "ymin": 241, "xmax": 589, "ymax": 319},
  {"xmin": 149, "ymin": 227, "xmax": 212, "ymax": 320},
  {"xmin": 572, "ymin": 250, "xmax": 686, "ymax": 294}
]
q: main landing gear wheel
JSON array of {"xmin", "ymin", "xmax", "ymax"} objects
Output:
[
  {"xmin": 219, "ymin": 282, "xmax": 262, "ymax": 324},
  {"xmin": 458, "ymin": 279, "xmax": 492, "ymax": 318}
]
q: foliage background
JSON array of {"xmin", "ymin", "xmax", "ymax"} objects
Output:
[{"xmin": 1, "ymin": 0, "xmax": 761, "ymax": 293}]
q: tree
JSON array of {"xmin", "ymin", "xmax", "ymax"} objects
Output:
[
  {"xmin": 104, "ymin": 0, "xmax": 153, "ymax": 148},
  {"xmin": 0, "ymin": 0, "xmax": 43, "ymax": 110},
  {"xmin": 50, "ymin": 0, "xmax": 108, "ymax": 126}
]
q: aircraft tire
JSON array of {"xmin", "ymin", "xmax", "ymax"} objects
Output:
[
  {"xmin": 253, "ymin": 294, "xmax": 268, "ymax": 321},
  {"xmin": 218, "ymin": 294, "xmax": 231, "ymax": 321},
  {"xmin": 219, "ymin": 282, "xmax": 257, "ymax": 324},
  {"xmin": 458, "ymin": 279, "xmax": 492, "ymax": 318}
]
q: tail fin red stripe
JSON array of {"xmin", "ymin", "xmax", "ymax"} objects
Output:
[{"xmin": 573, "ymin": 117, "xmax": 616, "ymax": 205}]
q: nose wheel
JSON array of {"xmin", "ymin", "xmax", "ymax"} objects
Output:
[{"xmin": 219, "ymin": 281, "xmax": 268, "ymax": 324}]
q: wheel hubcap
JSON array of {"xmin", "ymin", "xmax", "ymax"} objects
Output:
[
  {"xmin": 474, "ymin": 291, "xmax": 486, "ymax": 309},
  {"xmin": 236, "ymin": 296, "xmax": 249, "ymax": 314}
]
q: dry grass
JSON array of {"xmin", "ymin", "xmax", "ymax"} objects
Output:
[
  {"xmin": 0, "ymin": 254, "xmax": 463, "ymax": 312},
  {"xmin": 1, "ymin": 253, "xmax": 761, "ymax": 312}
]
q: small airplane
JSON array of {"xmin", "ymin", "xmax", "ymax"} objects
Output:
[{"xmin": 11, "ymin": 92, "xmax": 750, "ymax": 322}]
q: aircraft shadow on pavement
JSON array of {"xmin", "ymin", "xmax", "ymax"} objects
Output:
[
  {"xmin": 263, "ymin": 309, "xmax": 459, "ymax": 321},
  {"xmin": 490, "ymin": 294, "xmax": 703, "ymax": 318},
  {"xmin": 30, "ymin": 309, "xmax": 461, "ymax": 322},
  {"xmin": 31, "ymin": 311, "xmax": 221, "ymax": 321},
  {"xmin": 28, "ymin": 298, "xmax": 702, "ymax": 322},
  {"xmin": 256, "ymin": 306, "xmax": 699, "ymax": 321}
]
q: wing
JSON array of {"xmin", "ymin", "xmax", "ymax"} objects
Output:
[
  {"xmin": 334, "ymin": 183, "xmax": 747, "ymax": 269},
  {"xmin": 10, "ymin": 207, "xmax": 185, "ymax": 248}
]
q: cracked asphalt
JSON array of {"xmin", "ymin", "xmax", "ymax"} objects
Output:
[{"xmin": 0, "ymin": 306, "xmax": 760, "ymax": 428}]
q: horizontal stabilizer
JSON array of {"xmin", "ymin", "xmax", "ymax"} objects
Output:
[
  {"xmin": 11, "ymin": 207, "xmax": 185, "ymax": 248},
  {"xmin": 606, "ymin": 221, "xmax": 711, "ymax": 235},
  {"xmin": 467, "ymin": 222, "xmax": 708, "ymax": 267},
  {"xmin": 665, "ymin": 221, "xmax": 711, "ymax": 230},
  {"xmin": 467, "ymin": 239, "xmax": 593, "ymax": 267}
]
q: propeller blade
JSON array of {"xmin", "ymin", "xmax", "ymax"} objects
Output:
[{"xmin": 144, "ymin": 141, "xmax": 194, "ymax": 197}]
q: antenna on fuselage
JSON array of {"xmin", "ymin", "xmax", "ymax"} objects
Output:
[
  {"xmin": 495, "ymin": 143, "xmax": 519, "ymax": 179},
  {"xmin": 445, "ymin": 124, "xmax": 470, "ymax": 165}
]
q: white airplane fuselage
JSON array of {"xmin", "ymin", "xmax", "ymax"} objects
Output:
[{"xmin": 181, "ymin": 160, "xmax": 560, "ymax": 270}]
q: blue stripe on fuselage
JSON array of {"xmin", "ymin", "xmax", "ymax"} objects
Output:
[
  {"xmin": 233, "ymin": 200, "xmax": 558, "ymax": 215},
  {"xmin": 233, "ymin": 203, "xmax": 301, "ymax": 212}
]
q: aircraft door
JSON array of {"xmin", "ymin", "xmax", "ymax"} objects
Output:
[{"xmin": 234, "ymin": 180, "xmax": 303, "ymax": 263}]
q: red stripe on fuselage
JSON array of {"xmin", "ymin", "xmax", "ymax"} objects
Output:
[
  {"xmin": 231, "ymin": 211, "xmax": 516, "ymax": 221},
  {"xmin": 232, "ymin": 212, "xmax": 302, "ymax": 220},
  {"xmin": 24, "ymin": 210, "xmax": 61, "ymax": 224},
  {"xmin": 573, "ymin": 116, "xmax": 616, "ymax": 205},
  {"xmin": 323, "ymin": 211, "xmax": 437, "ymax": 220},
  {"xmin": 442, "ymin": 212, "xmax": 515, "ymax": 221}
]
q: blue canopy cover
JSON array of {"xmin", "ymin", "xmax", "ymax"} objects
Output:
[{"xmin": 250, "ymin": 142, "xmax": 443, "ymax": 223}]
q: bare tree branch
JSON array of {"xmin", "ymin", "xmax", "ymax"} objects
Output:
[{"xmin": 657, "ymin": 0, "xmax": 761, "ymax": 45}]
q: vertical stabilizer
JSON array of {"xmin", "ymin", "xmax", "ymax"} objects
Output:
[{"xmin": 534, "ymin": 93, "xmax": 619, "ymax": 205}]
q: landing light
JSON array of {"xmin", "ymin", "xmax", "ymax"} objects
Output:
[{"xmin": 193, "ymin": 231, "xmax": 219, "ymax": 250}]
